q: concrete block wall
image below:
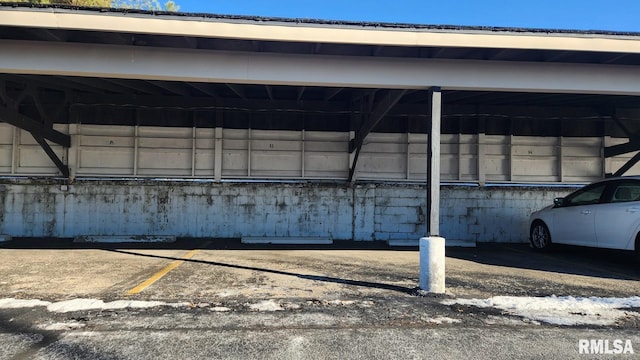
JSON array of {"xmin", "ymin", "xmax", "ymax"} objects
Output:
[
  {"xmin": 439, "ymin": 186, "xmax": 574, "ymax": 243},
  {"xmin": 0, "ymin": 179, "xmax": 576, "ymax": 243},
  {"xmin": 372, "ymin": 186, "xmax": 427, "ymax": 241},
  {"xmin": 0, "ymin": 180, "xmax": 354, "ymax": 239}
]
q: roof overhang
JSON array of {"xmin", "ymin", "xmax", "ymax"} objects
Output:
[
  {"xmin": 2, "ymin": 39, "xmax": 640, "ymax": 95},
  {"xmin": 2, "ymin": 5, "xmax": 639, "ymax": 180},
  {"xmin": 1, "ymin": 5, "xmax": 640, "ymax": 54}
]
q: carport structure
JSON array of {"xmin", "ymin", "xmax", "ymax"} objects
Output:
[{"xmin": 1, "ymin": 4, "xmax": 640, "ymax": 244}]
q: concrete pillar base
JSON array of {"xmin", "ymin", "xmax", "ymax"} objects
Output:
[{"xmin": 419, "ymin": 236, "xmax": 446, "ymax": 293}]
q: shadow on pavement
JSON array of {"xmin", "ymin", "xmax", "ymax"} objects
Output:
[
  {"xmin": 446, "ymin": 243, "xmax": 640, "ymax": 281},
  {"xmin": 0, "ymin": 237, "xmax": 407, "ymax": 251},
  {"xmin": 4, "ymin": 237, "xmax": 638, "ymax": 283},
  {"xmin": 0, "ymin": 311, "xmax": 126, "ymax": 360},
  {"xmin": 104, "ymin": 248, "xmax": 418, "ymax": 296}
]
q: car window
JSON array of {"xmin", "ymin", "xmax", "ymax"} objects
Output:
[
  {"xmin": 611, "ymin": 181, "xmax": 640, "ymax": 203},
  {"xmin": 565, "ymin": 183, "xmax": 607, "ymax": 206}
]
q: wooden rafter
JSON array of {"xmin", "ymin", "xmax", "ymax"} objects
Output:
[
  {"xmin": 147, "ymin": 80, "xmax": 191, "ymax": 96},
  {"xmin": 32, "ymin": 134, "xmax": 69, "ymax": 178},
  {"xmin": 265, "ymin": 85, "xmax": 274, "ymax": 100},
  {"xmin": 604, "ymin": 112, "xmax": 640, "ymax": 176},
  {"xmin": 349, "ymin": 89, "xmax": 407, "ymax": 153},
  {"xmin": 73, "ymin": 93, "xmax": 349, "ymax": 112},
  {"xmin": 348, "ymin": 89, "xmax": 407, "ymax": 182},
  {"xmin": 106, "ymin": 79, "xmax": 161, "ymax": 95},
  {"xmin": 0, "ymin": 80, "xmax": 71, "ymax": 177},
  {"xmin": 0, "ymin": 92, "xmax": 70, "ymax": 147},
  {"xmin": 226, "ymin": 84, "xmax": 247, "ymax": 99},
  {"xmin": 187, "ymin": 82, "xmax": 219, "ymax": 98}
]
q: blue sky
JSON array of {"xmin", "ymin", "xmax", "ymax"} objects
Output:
[{"xmin": 172, "ymin": 0, "xmax": 640, "ymax": 32}]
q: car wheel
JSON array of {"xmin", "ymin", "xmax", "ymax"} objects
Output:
[{"xmin": 530, "ymin": 222, "xmax": 552, "ymax": 251}]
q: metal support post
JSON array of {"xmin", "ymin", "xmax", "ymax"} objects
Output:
[{"xmin": 420, "ymin": 86, "xmax": 445, "ymax": 293}]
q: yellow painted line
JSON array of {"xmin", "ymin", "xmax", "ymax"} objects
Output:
[{"xmin": 126, "ymin": 249, "xmax": 200, "ymax": 296}]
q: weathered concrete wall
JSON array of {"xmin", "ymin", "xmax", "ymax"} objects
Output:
[
  {"xmin": 440, "ymin": 186, "xmax": 576, "ymax": 243},
  {"xmin": 0, "ymin": 179, "xmax": 577, "ymax": 243}
]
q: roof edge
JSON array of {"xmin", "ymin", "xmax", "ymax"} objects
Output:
[
  {"xmin": 2, "ymin": 2, "xmax": 640, "ymax": 36},
  {"xmin": 1, "ymin": 2, "xmax": 640, "ymax": 54}
]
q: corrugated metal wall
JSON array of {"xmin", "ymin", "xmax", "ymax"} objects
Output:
[{"xmin": 1, "ymin": 123, "xmax": 636, "ymax": 182}]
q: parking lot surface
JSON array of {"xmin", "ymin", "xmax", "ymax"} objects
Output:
[
  {"xmin": 1, "ymin": 239, "xmax": 639, "ymax": 359},
  {"xmin": 1, "ymin": 239, "xmax": 638, "ymax": 302}
]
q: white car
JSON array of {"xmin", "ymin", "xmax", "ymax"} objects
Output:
[{"xmin": 529, "ymin": 177, "xmax": 640, "ymax": 261}]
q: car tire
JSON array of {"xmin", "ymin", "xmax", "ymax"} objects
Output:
[
  {"xmin": 530, "ymin": 221, "xmax": 552, "ymax": 251},
  {"xmin": 635, "ymin": 235, "xmax": 640, "ymax": 265}
]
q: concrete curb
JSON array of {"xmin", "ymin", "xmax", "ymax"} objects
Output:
[
  {"xmin": 74, "ymin": 235, "xmax": 177, "ymax": 243},
  {"xmin": 242, "ymin": 237, "xmax": 333, "ymax": 245}
]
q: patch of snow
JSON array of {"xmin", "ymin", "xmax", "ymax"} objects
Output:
[
  {"xmin": 483, "ymin": 315, "xmax": 540, "ymax": 326},
  {"xmin": 442, "ymin": 295, "xmax": 640, "ymax": 326},
  {"xmin": 37, "ymin": 321, "xmax": 86, "ymax": 331},
  {"xmin": 305, "ymin": 299, "xmax": 371, "ymax": 308},
  {"xmin": 0, "ymin": 298, "xmax": 51, "ymax": 308},
  {"xmin": 324, "ymin": 300, "xmax": 356, "ymax": 306},
  {"xmin": 64, "ymin": 331, "xmax": 100, "ymax": 338},
  {"xmin": 282, "ymin": 302, "xmax": 301, "ymax": 310},
  {"xmin": 215, "ymin": 290, "xmax": 238, "ymax": 298},
  {"xmin": 0, "ymin": 298, "xmax": 186, "ymax": 313},
  {"xmin": 46, "ymin": 299, "xmax": 104, "ymax": 313},
  {"xmin": 47, "ymin": 299, "xmax": 180, "ymax": 313},
  {"xmin": 210, "ymin": 306, "xmax": 232, "ymax": 312},
  {"xmin": 248, "ymin": 299, "xmax": 283, "ymax": 312},
  {"xmin": 425, "ymin": 316, "xmax": 461, "ymax": 325}
]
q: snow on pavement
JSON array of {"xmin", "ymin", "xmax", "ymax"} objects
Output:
[
  {"xmin": 0, "ymin": 298, "xmax": 50, "ymax": 309},
  {"xmin": 2, "ymin": 296, "xmax": 640, "ymax": 327},
  {"xmin": 247, "ymin": 299, "xmax": 284, "ymax": 312},
  {"xmin": 442, "ymin": 295, "xmax": 640, "ymax": 326},
  {"xmin": 47, "ymin": 299, "xmax": 180, "ymax": 313},
  {"xmin": 0, "ymin": 298, "xmax": 187, "ymax": 313}
]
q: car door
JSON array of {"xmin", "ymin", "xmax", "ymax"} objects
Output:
[
  {"xmin": 552, "ymin": 182, "xmax": 607, "ymax": 246},
  {"xmin": 595, "ymin": 180, "xmax": 640, "ymax": 250}
]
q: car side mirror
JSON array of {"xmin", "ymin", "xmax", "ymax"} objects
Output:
[{"xmin": 553, "ymin": 197, "xmax": 566, "ymax": 207}]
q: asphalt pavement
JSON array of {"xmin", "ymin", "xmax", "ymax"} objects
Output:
[{"xmin": 0, "ymin": 239, "xmax": 639, "ymax": 359}]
